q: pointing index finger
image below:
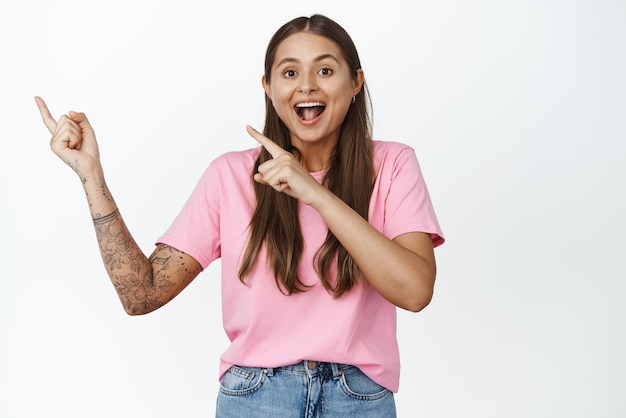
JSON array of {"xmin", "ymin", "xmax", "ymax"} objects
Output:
[
  {"xmin": 246, "ymin": 125, "xmax": 285, "ymax": 158},
  {"xmin": 34, "ymin": 96, "xmax": 58, "ymax": 134}
]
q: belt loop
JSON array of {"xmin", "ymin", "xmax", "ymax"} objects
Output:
[
  {"xmin": 330, "ymin": 362, "xmax": 341, "ymax": 380},
  {"xmin": 304, "ymin": 360, "xmax": 314, "ymax": 377}
]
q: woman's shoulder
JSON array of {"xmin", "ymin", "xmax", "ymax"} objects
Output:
[
  {"xmin": 212, "ymin": 147, "xmax": 261, "ymax": 165},
  {"xmin": 195, "ymin": 147, "xmax": 260, "ymax": 184},
  {"xmin": 205, "ymin": 147, "xmax": 261, "ymax": 173},
  {"xmin": 372, "ymin": 140, "xmax": 416, "ymax": 161}
]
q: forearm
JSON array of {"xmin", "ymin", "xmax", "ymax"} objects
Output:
[
  {"xmin": 82, "ymin": 169, "xmax": 159, "ymax": 315},
  {"xmin": 312, "ymin": 189, "xmax": 436, "ymax": 312}
]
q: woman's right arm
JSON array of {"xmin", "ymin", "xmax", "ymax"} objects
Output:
[{"xmin": 35, "ymin": 97, "xmax": 202, "ymax": 315}]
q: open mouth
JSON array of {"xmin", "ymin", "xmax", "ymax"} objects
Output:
[{"xmin": 295, "ymin": 102, "xmax": 326, "ymax": 121}]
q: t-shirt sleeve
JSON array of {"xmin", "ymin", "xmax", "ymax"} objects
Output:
[
  {"xmin": 382, "ymin": 146, "xmax": 444, "ymax": 247},
  {"xmin": 155, "ymin": 163, "xmax": 221, "ymax": 269}
]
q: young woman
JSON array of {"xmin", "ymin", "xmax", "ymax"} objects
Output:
[{"xmin": 36, "ymin": 14, "xmax": 444, "ymax": 418}]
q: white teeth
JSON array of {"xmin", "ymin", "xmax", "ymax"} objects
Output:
[{"xmin": 296, "ymin": 102, "xmax": 325, "ymax": 108}]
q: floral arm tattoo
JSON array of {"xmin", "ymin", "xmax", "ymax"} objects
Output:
[{"xmin": 92, "ymin": 209, "xmax": 201, "ymax": 314}]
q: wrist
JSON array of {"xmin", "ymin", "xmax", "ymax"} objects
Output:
[
  {"xmin": 78, "ymin": 163, "xmax": 105, "ymax": 185},
  {"xmin": 309, "ymin": 186, "xmax": 338, "ymax": 214},
  {"xmin": 80, "ymin": 166, "xmax": 116, "ymax": 216}
]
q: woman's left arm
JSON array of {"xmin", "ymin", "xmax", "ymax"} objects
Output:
[
  {"xmin": 248, "ymin": 126, "xmax": 436, "ymax": 312},
  {"xmin": 312, "ymin": 190, "xmax": 436, "ymax": 312}
]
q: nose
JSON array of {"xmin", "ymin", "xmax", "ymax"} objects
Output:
[{"xmin": 299, "ymin": 72, "xmax": 317, "ymax": 95}]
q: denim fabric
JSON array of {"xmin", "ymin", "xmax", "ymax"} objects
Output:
[{"xmin": 216, "ymin": 360, "xmax": 396, "ymax": 417}]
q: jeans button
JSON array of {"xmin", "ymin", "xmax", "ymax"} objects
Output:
[{"xmin": 307, "ymin": 361, "xmax": 318, "ymax": 369}]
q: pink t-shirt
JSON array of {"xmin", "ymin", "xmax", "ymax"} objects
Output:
[{"xmin": 157, "ymin": 140, "xmax": 444, "ymax": 392}]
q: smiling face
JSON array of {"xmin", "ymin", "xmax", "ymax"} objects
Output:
[{"xmin": 263, "ymin": 32, "xmax": 364, "ymax": 158}]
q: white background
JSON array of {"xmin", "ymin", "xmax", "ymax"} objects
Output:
[{"xmin": 1, "ymin": 0, "xmax": 625, "ymax": 417}]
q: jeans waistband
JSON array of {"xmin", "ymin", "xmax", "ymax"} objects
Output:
[{"xmin": 265, "ymin": 360, "xmax": 354, "ymax": 379}]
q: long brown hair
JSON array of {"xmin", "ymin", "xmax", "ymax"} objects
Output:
[{"xmin": 238, "ymin": 14, "xmax": 374, "ymax": 298}]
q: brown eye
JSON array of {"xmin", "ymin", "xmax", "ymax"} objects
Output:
[
  {"xmin": 319, "ymin": 68, "xmax": 333, "ymax": 76},
  {"xmin": 283, "ymin": 70, "xmax": 297, "ymax": 78}
]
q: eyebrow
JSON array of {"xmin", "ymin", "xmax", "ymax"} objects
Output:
[{"xmin": 275, "ymin": 53, "xmax": 340, "ymax": 68}]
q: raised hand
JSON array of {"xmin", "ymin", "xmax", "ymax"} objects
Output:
[
  {"xmin": 246, "ymin": 125, "xmax": 325, "ymax": 206},
  {"xmin": 35, "ymin": 96, "xmax": 101, "ymax": 179}
]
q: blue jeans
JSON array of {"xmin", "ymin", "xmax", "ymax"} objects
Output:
[{"xmin": 216, "ymin": 360, "xmax": 396, "ymax": 417}]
